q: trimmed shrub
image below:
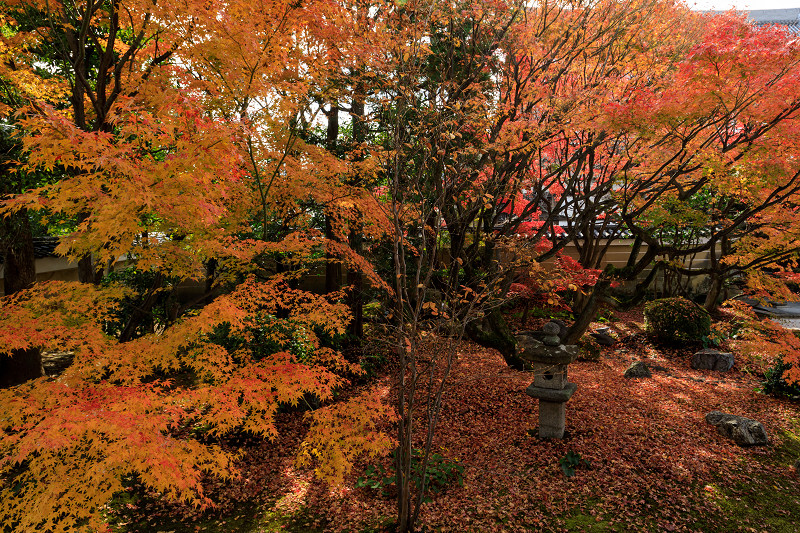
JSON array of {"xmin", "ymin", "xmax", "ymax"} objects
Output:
[
  {"xmin": 577, "ymin": 335, "xmax": 602, "ymax": 362},
  {"xmin": 761, "ymin": 358, "xmax": 800, "ymax": 399},
  {"xmin": 644, "ymin": 297, "xmax": 711, "ymax": 344}
]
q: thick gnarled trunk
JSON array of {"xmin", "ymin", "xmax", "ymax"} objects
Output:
[
  {"xmin": 1, "ymin": 209, "xmax": 36, "ymax": 295},
  {"xmin": 0, "ymin": 349, "xmax": 45, "ymax": 388},
  {"xmin": 1, "ymin": 209, "xmax": 44, "ymax": 387}
]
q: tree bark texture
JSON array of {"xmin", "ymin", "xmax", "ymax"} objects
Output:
[{"xmin": 0, "ymin": 209, "xmax": 44, "ymax": 387}]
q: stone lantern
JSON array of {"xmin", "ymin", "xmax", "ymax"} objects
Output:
[{"xmin": 518, "ymin": 321, "xmax": 579, "ymax": 439}]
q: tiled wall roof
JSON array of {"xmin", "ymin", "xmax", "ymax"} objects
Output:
[
  {"xmin": 0, "ymin": 236, "xmax": 59, "ymax": 264},
  {"xmin": 747, "ymin": 8, "xmax": 800, "ymax": 32}
]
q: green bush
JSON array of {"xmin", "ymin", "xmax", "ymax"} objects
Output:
[
  {"xmin": 101, "ymin": 267, "xmax": 179, "ymax": 340},
  {"xmin": 207, "ymin": 313, "xmax": 313, "ymax": 364},
  {"xmin": 577, "ymin": 335, "xmax": 602, "ymax": 362},
  {"xmin": 356, "ymin": 448, "xmax": 464, "ymax": 502},
  {"xmin": 558, "ymin": 450, "xmax": 592, "ymax": 478},
  {"xmin": 644, "ymin": 297, "xmax": 711, "ymax": 344},
  {"xmin": 761, "ymin": 359, "xmax": 800, "ymax": 399}
]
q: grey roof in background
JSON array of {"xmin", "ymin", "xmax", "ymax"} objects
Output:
[
  {"xmin": 745, "ymin": 8, "xmax": 800, "ymax": 24},
  {"xmin": 0, "ymin": 236, "xmax": 59, "ymax": 264},
  {"xmin": 742, "ymin": 8, "xmax": 800, "ymax": 32},
  {"xmin": 705, "ymin": 8, "xmax": 800, "ymax": 31}
]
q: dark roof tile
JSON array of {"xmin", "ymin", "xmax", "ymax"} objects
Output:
[{"xmin": 0, "ymin": 236, "xmax": 59, "ymax": 264}]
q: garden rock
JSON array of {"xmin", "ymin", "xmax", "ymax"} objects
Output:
[
  {"xmin": 549, "ymin": 319, "xmax": 568, "ymax": 340},
  {"xmin": 542, "ymin": 334, "xmax": 561, "ymax": 346},
  {"xmin": 624, "ymin": 361, "xmax": 651, "ymax": 379},
  {"xmin": 705, "ymin": 411, "xmax": 769, "ymax": 447},
  {"xmin": 691, "ymin": 349, "xmax": 735, "ymax": 372},
  {"xmin": 590, "ymin": 331, "xmax": 616, "ymax": 346},
  {"xmin": 542, "ymin": 322, "xmax": 561, "ymax": 336}
]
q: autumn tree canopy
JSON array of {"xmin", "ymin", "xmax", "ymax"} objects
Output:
[{"xmin": 2, "ymin": 0, "xmax": 800, "ymax": 531}]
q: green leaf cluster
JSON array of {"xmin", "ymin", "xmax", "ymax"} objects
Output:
[
  {"xmin": 644, "ymin": 297, "xmax": 711, "ymax": 344},
  {"xmin": 356, "ymin": 448, "xmax": 464, "ymax": 502},
  {"xmin": 558, "ymin": 450, "xmax": 591, "ymax": 478}
]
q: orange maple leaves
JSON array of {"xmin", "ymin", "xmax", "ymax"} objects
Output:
[{"xmin": 0, "ymin": 277, "xmax": 390, "ymax": 531}]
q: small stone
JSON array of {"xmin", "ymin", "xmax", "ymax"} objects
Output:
[
  {"xmin": 692, "ymin": 349, "xmax": 735, "ymax": 372},
  {"xmin": 590, "ymin": 331, "xmax": 616, "ymax": 346},
  {"xmin": 542, "ymin": 322, "xmax": 561, "ymax": 335},
  {"xmin": 552, "ymin": 319, "xmax": 568, "ymax": 339},
  {"xmin": 624, "ymin": 361, "xmax": 651, "ymax": 379},
  {"xmin": 542, "ymin": 335, "xmax": 561, "ymax": 346},
  {"xmin": 705, "ymin": 411, "xmax": 769, "ymax": 447}
]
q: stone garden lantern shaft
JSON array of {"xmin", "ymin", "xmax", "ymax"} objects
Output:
[{"xmin": 517, "ymin": 321, "xmax": 579, "ymax": 439}]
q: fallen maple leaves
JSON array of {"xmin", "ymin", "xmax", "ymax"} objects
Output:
[{"xmin": 108, "ymin": 312, "xmax": 799, "ymax": 532}]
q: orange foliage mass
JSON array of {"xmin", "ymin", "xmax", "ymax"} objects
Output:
[{"xmin": 3, "ymin": 0, "xmax": 800, "ymax": 531}]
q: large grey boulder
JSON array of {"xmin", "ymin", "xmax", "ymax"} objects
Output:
[
  {"xmin": 624, "ymin": 361, "xmax": 651, "ymax": 379},
  {"xmin": 705, "ymin": 411, "xmax": 769, "ymax": 447},
  {"xmin": 692, "ymin": 349, "xmax": 735, "ymax": 372}
]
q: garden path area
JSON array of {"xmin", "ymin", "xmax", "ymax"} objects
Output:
[{"xmin": 113, "ymin": 311, "xmax": 800, "ymax": 533}]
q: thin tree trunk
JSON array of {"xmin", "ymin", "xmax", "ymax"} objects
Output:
[
  {"xmin": 325, "ymin": 103, "xmax": 343, "ymax": 294},
  {"xmin": 626, "ymin": 235, "xmax": 643, "ymax": 269},
  {"xmin": 77, "ymin": 249, "xmax": 104, "ymax": 284},
  {"xmin": 347, "ymin": 226, "xmax": 364, "ymax": 338},
  {"xmin": 1, "ymin": 210, "xmax": 36, "ymax": 295},
  {"xmin": 704, "ymin": 273, "xmax": 724, "ymax": 313},
  {"xmin": 325, "ymin": 217, "xmax": 342, "ymax": 294},
  {"xmin": 76, "ymin": 209, "xmax": 104, "ymax": 284},
  {"xmin": 347, "ymin": 93, "xmax": 367, "ymax": 339},
  {"xmin": 118, "ymin": 272, "xmax": 164, "ymax": 342},
  {"xmin": 205, "ymin": 258, "xmax": 217, "ymax": 294}
]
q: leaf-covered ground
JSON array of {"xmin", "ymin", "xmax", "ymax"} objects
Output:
[{"xmin": 112, "ymin": 310, "xmax": 800, "ymax": 532}]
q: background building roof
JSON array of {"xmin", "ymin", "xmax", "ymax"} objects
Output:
[
  {"xmin": 746, "ymin": 7, "xmax": 800, "ymax": 25},
  {"xmin": 0, "ymin": 236, "xmax": 59, "ymax": 264}
]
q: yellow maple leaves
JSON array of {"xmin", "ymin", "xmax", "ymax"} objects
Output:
[{"xmin": 298, "ymin": 387, "xmax": 393, "ymax": 485}]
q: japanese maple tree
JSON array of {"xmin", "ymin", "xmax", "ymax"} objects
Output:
[{"xmin": 0, "ymin": 1, "xmax": 392, "ymax": 531}]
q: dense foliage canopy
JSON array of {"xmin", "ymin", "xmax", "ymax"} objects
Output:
[{"xmin": 1, "ymin": 0, "xmax": 800, "ymax": 531}]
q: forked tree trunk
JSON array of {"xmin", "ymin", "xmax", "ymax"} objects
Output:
[
  {"xmin": 118, "ymin": 272, "xmax": 164, "ymax": 343},
  {"xmin": 563, "ymin": 277, "xmax": 612, "ymax": 345},
  {"xmin": 466, "ymin": 309, "xmax": 527, "ymax": 369}
]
